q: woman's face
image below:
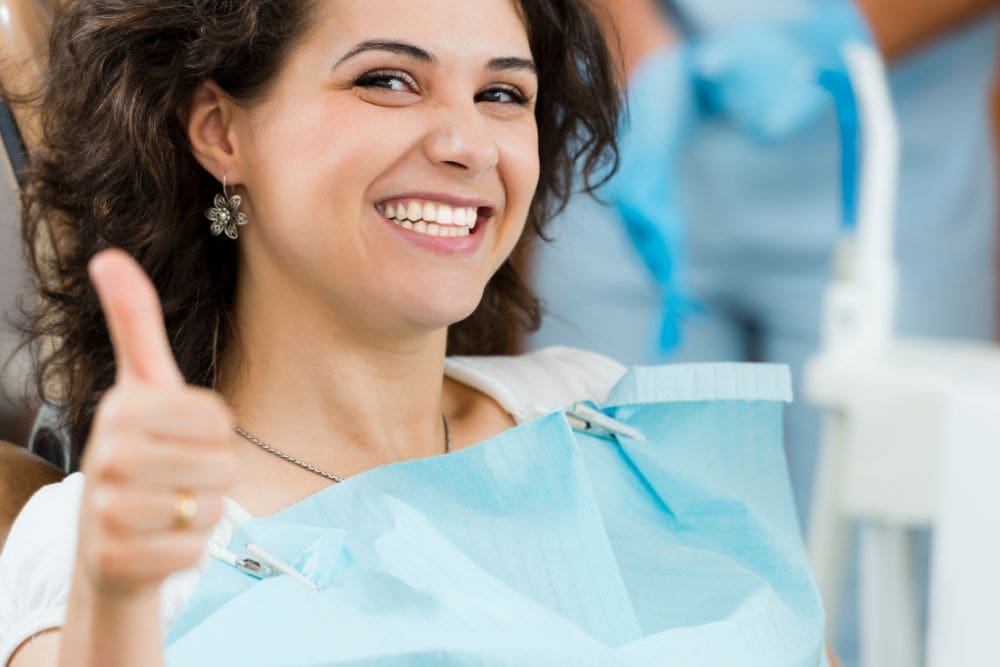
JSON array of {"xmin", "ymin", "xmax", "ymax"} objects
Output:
[{"xmin": 230, "ymin": 0, "xmax": 539, "ymax": 339}]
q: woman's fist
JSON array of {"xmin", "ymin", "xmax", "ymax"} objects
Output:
[{"xmin": 77, "ymin": 249, "xmax": 238, "ymax": 596}]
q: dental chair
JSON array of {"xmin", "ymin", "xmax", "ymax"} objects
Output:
[{"xmin": 0, "ymin": 0, "xmax": 65, "ymax": 552}]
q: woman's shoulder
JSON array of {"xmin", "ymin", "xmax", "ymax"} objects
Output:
[
  {"xmin": 1, "ymin": 471, "xmax": 85, "ymax": 552},
  {"xmin": 0, "ymin": 471, "xmax": 245, "ymax": 663},
  {"xmin": 444, "ymin": 346, "xmax": 628, "ymax": 422},
  {"xmin": 0, "ymin": 443, "xmax": 65, "ymax": 550},
  {"xmin": 0, "ymin": 472, "xmax": 84, "ymax": 665}
]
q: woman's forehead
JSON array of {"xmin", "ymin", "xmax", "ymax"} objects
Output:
[{"xmin": 304, "ymin": 0, "xmax": 534, "ymax": 63}]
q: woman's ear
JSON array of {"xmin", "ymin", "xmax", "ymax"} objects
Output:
[{"xmin": 185, "ymin": 81, "xmax": 244, "ymax": 183}]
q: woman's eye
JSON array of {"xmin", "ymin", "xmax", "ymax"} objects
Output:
[
  {"xmin": 354, "ymin": 70, "xmax": 417, "ymax": 93},
  {"xmin": 477, "ymin": 86, "xmax": 530, "ymax": 105}
]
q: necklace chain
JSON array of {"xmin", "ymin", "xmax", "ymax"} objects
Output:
[{"xmin": 233, "ymin": 415, "xmax": 451, "ymax": 484}]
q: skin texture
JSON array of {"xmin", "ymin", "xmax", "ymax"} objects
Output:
[{"xmin": 11, "ymin": 0, "xmax": 539, "ymax": 664}]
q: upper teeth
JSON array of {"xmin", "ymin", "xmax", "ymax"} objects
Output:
[{"xmin": 380, "ymin": 200, "xmax": 480, "ymax": 229}]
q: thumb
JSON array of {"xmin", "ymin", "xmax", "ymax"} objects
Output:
[{"xmin": 89, "ymin": 249, "xmax": 185, "ymax": 388}]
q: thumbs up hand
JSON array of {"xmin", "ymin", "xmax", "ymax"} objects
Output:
[{"xmin": 76, "ymin": 249, "xmax": 238, "ymax": 597}]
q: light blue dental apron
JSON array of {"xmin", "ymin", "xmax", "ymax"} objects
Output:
[{"xmin": 165, "ymin": 363, "xmax": 827, "ymax": 666}]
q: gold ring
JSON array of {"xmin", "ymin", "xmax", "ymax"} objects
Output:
[{"xmin": 172, "ymin": 490, "xmax": 198, "ymax": 529}]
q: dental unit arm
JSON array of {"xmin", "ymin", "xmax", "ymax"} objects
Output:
[{"xmin": 819, "ymin": 43, "xmax": 899, "ymax": 358}]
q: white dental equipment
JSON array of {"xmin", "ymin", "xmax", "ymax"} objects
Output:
[{"xmin": 805, "ymin": 42, "xmax": 1000, "ymax": 667}]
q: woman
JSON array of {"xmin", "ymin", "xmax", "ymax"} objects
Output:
[{"xmin": 0, "ymin": 0, "xmax": 826, "ymax": 665}]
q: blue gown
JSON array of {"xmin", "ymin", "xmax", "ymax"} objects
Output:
[{"xmin": 164, "ymin": 363, "xmax": 827, "ymax": 666}]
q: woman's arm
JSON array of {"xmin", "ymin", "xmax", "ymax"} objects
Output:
[
  {"xmin": 7, "ymin": 251, "xmax": 237, "ymax": 666},
  {"xmin": 53, "ymin": 576, "xmax": 164, "ymax": 667},
  {"xmin": 860, "ymin": 0, "xmax": 999, "ymax": 61},
  {"xmin": 593, "ymin": 0, "xmax": 676, "ymax": 79},
  {"xmin": 9, "ymin": 591, "xmax": 161, "ymax": 667},
  {"xmin": 8, "ymin": 631, "xmax": 58, "ymax": 666}
]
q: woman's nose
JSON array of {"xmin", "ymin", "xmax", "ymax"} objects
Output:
[{"xmin": 422, "ymin": 104, "xmax": 500, "ymax": 177}]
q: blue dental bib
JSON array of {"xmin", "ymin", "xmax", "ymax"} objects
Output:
[{"xmin": 165, "ymin": 363, "xmax": 826, "ymax": 666}]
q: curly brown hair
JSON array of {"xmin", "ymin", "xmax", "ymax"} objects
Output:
[{"xmin": 7, "ymin": 0, "xmax": 621, "ymax": 464}]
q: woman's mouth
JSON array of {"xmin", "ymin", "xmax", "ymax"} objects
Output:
[{"xmin": 376, "ymin": 198, "xmax": 492, "ymax": 238}]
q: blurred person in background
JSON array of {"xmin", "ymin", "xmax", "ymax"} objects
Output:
[
  {"xmin": 529, "ymin": 0, "xmax": 998, "ymax": 663},
  {"xmin": 533, "ymin": 0, "xmax": 998, "ymax": 557}
]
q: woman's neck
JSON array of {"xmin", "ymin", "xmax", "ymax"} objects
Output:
[
  {"xmin": 215, "ymin": 291, "xmax": 472, "ymax": 514},
  {"xmin": 222, "ymin": 323, "xmax": 454, "ymax": 460}
]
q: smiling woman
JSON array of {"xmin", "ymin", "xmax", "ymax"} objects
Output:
[
  {"xmin": 14, "ymin": 0, "xmax": 618, "ymax": 461},
  {"xmin": 0, "ymin": 0, "xmax": 828, "ymax": 665}
]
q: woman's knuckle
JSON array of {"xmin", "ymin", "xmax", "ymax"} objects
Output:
[
  {"xmin": 94, "ymin": 443, "xmax": 134, "ymax": 481},
  {"xmin": 95, "ymin": 389, "xmax": 133, "ymax": 431},
  {"xmin": 83, "ymin": 443, "xmax": 116, "ymax": 480},
  {"xmin": 91, "ymin": 488, "xmax": 119, "ymax": 527}
]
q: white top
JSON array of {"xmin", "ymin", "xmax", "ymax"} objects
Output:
[{"xmin": 0, "ymin": 346, "xmax": 625, "ymax": 665}]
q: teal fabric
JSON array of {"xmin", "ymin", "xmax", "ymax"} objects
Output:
[
  {"xmin": 165, "ymin": 364, "xmax": 826, "ymax": 666},
  {"xmin": 691, "ymin": 2, "xmax": 873, "ymax": 144},
  {"xmin": 600, "ymin": 46, "xmax": 699, "ymax": 351}
]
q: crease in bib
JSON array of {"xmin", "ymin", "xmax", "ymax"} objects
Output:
[{"xmin": 166, "ymin": 363, "xmax": 827, "ymax": 667}]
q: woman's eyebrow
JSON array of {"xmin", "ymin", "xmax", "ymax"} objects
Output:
[
  {"xmin": 334, "ymin": 40, "xmax": 536, "ymax": 77},
  {"xmin": 335, "ymin": 40, "xmax": 434, "ymax": 68},
  {"xmin": 486, "ymin": 57, "xmax": 537, "ymax": 76}
]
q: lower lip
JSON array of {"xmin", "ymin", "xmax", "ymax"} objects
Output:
[{"xmin": 379, "ymin": 210, "xmax": 489, "ymax": 256}]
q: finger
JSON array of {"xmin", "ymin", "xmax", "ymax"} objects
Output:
[
  {"xmin": 97, "ymin": 384, "xmax": 234, "ymax": 445},
  {"xmin": 143, "ymin": 440, "xmax": 238, "ymax": 490},
  {"xmin": 89, "ymin": 249, "xmax": 185, "ymax": 388},
  {"xmin": 88, "ymin": 433, "xmax": 238, "ymax": 490},
  {"xmin": 92, "ymin": 486, "xmax": 225, "ymax": 534}
]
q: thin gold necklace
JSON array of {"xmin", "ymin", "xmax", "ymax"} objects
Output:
[{"xmin": 232, "ymin": 415, "xmax": 451, "ymax": 483}]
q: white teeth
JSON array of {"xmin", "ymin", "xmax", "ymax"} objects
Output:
[
  {"xmin": 423, "ymin": 202, "xmax": 437, "ymax": 222},
  {"xmin": 387, "ymin": 216, "xmax": 475, "ymax": 238},
  {"xmin": 381, "ymin": 198, "xmax": 485, "ymax": 236},
  {"xmin": 407, "ymin": 201, "xmax": 422, "ymax": 221},
  {"xmin": 436, "ymin": 205, "xmax": 454, "ymax": 225}
]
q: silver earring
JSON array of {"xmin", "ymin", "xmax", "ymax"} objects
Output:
[{"xmin": 205, "ymin": 175, "xmax": 249, "ymax": 240}]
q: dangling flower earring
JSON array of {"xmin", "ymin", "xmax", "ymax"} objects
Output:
[{"xmin": 205, "ymin": 175, "xmax": 249, "ymax": 240}]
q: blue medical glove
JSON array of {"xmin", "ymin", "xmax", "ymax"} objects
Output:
[
  {"xmin": 690, "ymin": 2, "xmax": 873, "ymax": 143},
  {"xmin": 601, "ymin": 45, "xmax": 699, "ymax": 352}
]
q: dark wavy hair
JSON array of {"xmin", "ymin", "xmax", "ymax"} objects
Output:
[{"xmin": 7, "ymin": 0, "xmax": 620, "ymax": 462}]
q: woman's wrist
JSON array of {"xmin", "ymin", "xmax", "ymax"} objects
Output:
[{"xmin": 59, "ymin": 562, "xmax": 165, "ymax": 667}]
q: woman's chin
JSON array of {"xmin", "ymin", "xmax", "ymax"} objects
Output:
[{"xmin": 385, "ymin": 288, "xmax": 484, "ymax": 333}]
